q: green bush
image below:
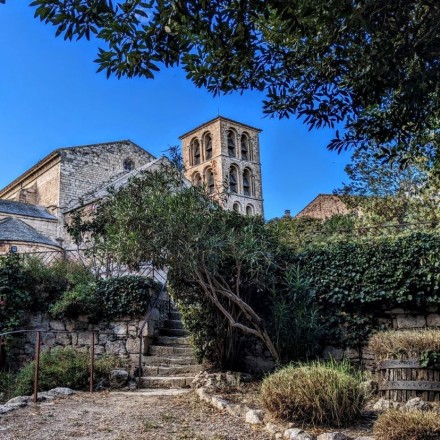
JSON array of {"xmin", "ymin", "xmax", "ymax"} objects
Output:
[
  {"xmin": 374, "ymin": 410, "xmax": 440, "ymax": 440},
  {"xmin": 0, "ymin": 371, "xmax": 17, "ymax": 403},
  {"xmin": 270, "ymin": 266, "xmax": 321, "ymax": 362},
  {"xmin": 13, "ymin": 346, "xmax": 125, "ymax": 396},
  {"xmin": 295, "ymin": 232, "xmax": 440, "ymax": 347},
  {"xmin": 50, "ymin": 275, "xmax": 161, "ymax": 321},
  {"xmin": 261, "ymin": 360, "xmax": 368, "ymax": 427}
]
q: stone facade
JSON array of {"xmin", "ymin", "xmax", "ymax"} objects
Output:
[
  {"xmin": 295, "ymin": 194, "xmax": 350, "ymax": 220},
  {"xmin": 180, "ymin": 116, "xmax": 264, "ymax": 216}
]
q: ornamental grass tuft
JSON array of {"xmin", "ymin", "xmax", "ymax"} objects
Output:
[
  {"xmin": 260, "ymin": 360, "xmax": 368, "ymax": 427},
  {"xmin": 374, "ymin": 409, "xmax": 440, "ymax": 440}
]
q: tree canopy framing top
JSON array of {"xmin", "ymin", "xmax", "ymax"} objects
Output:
[{"xmin": 5, "ymin": 0, "xmax": 440, "ymax": 160}]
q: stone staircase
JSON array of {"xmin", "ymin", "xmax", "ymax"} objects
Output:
[{"xmin": 139, "ymin": 309, "xmax": 203, "ymax": 388}]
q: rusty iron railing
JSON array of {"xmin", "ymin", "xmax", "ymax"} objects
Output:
[{"xmin": 0, "ymin": 329, "xmax": 117, "ymax": 403}]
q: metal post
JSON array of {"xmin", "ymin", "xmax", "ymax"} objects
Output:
[
  {"xmin": 137, "ymin": 335, "xmax": 142, "ymax": 389},
  {"xmin": 90, "ymin": 333, "xmax": 95, "ymax": 393},
  {"xmin": 33, "ymin": 331, "xmax": 41, "ymax": 404}
]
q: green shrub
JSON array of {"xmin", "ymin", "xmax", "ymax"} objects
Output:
[
  {"xmin": 50, "ymin": 275, "xmax": 161, "ymax": 321},
  {"xmin": 295, "ymin": 232, "xmax": 440, "ymax": 347},
  {"xmin": 270, "ymin": 266, "xmax": 321, "ymax": 362},
  {"xmin": 261, "ymin": 360, "xmax": 368, "ymax": 427},
  {"xmin": 374, "ymin": 410, "xmax": 440, "ymax": 440},
  {"xmin": 0, "ymin": 371, "xmax": 17, "ymax": 403},
  {"xmin": 13, "ymin": 346, "xmax": 125, "ymax": 396}
]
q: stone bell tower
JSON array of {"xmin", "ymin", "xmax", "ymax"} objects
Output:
[{"xmin": 180, "ymin": 116, "xmax": 263, "ymax": 216}]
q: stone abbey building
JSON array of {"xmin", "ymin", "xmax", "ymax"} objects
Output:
[{"xmin": 0, "ymin": 117, "xmax": 263, "ymax": 254}]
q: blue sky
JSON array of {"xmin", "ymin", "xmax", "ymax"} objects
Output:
[{"xmin": 0, "ymin": 3, "xmax": 351, "ymax": 219}]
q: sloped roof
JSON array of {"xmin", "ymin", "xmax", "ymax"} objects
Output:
[
  {"xmin": 294, "ymin": 194, "xmax": 350, "ymax": 219},
  {"xmin": 0, "ymin": 199, "xmax": 57, "ymax": 220},
  {"xmin": 0, "ymin": 140, "xmax": 151, "ymax": 197},
  {"xmin": 65, "ymin": 156, "xmax": 177, "ymax": 212},
  {"xmin": 0, "ymin": 217, "xmax": 61, "ymax": 248}
]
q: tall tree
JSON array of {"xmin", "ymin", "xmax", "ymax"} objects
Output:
[
  {"xmin": 71, "ymin": 164, "xmax": 283, "ymax": 362},
  {"xmin": 7, "ymin": 0, "xmax": 439, "ymax": 161}
]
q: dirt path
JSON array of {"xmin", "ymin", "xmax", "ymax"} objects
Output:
[{"xmin": 0, "ymin": 390, "xmax": 271, "ymax": 440}]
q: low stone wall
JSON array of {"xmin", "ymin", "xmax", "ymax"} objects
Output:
[
  {"xmin": 323, "ymin": 306, "xmax": 440, "ymax": 370},
  {"xmin": 7, "ymin": 300, "xmax": 169, "ymax": 373}
]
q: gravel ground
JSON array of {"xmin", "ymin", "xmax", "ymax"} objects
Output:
[{"xmin": 0, "ymin": 390, "xmax": 271, "ymax": 440}]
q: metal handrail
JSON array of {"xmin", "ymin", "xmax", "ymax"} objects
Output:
[
  {"xmin": 0, "ymin": 329, "xmax": 102, "ymax": 403},
  {"xmin": 137, "ymin": 272, "xmax": 169, "ymax": 388}
]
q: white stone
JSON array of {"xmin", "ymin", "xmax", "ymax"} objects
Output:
[
  {"xmin": 245, "ymin": 409, "xmax": 265, "ymax": 425},
  {"xmin": 49, "ymin": 320, "xmax": 66, "ymax": 331},
  {"xmin": 211, "ymin": 395, "xmax": 229, "ymax": 410},
  {"xmin": 373, "ymin": 398, "xmax": 401, "ymax": 411},
  {"xmin": 47, "ymin": 387, "xmax": 75, "ymax": 396},
  {"xmin": 396, "ymin": 315, "xmax": 426, "ymax": 329},
  {"xmin": 283, "ymin": 428, "xmax": 314, "ymax": 440},
  {"xmin": 404, "ymin": 397, "xmax": 432, "ymax": 412},
  {"xmin": 5, "ymin": 396, "xmax": 31, "ymax": 407},
  {"xmin": 427, "ymin": 314, "xmax": 440, "ymax": 327},
  {"xmin": 0, "ymin": 406, "xmax": 14, "ymax": 415},
  {"xmin": 317, "ymin": 433, "xmax": 350, "ymax": 440}
]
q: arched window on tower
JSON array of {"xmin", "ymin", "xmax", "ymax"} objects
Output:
[
  {"xmin": 206, "ymin": 168, "xmax": 215, "ymax": 194},
  {"xmin": 243, "ymin": 169, "xmax": 252, "ymax": 197},
  {"xmin": 241, "ymin": 134, "xmax": 250, "ymax": 161},
  {"xmin": 191, "ymin": 139, "xmax": 201, "ymax": 165},
  {"xmin": 246, "ymin": 204, "xmax": 254, "ymax": 216},
  {"xmin": 227, "ymin": 130, "xmax": 236, "ymax": 157},
  {"xmin": 229, "ymin": 166, "xmax": 238, "ymax": 193},
  {"xmin": 233, "ymin": 202, "xmax": 241, "ymax": 213},
  {"xmin": 192, "ymin": 172, "xmax": 202, "ymax": 187},
  {"xmin": 205, "ymin": 133, "xmax": 213, "ymax": 160}
]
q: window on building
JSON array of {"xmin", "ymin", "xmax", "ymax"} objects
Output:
[
  {"xmin": 229, "ymin": 166, "xmax": 238, "ymax": 193},
  {"xmin": 191, "ymin": 139, "xmax": 201, "ymax": 165},
  {"xmin": 227, "ymin": 130, "xmax": 236, "ymax": 157},
  {"xmin": 123, "ymin": 158, "xmax": 134, "ymax": 172},
  {"xmin": 246, "ymin": 205, "xmax": 254, "ymax": 215},
  {"xmin": 206, "ymin": 169, "xmax": 215, "ymax": 194},
  {"xmin": 193, "ymin": 172, "xmax": 202, "ymax": 186},
  {"xmin": 243, "ymin": 169, "xmax": 252, "ymax": 197},
  {"xmin": 205, "ymin": 133, "xmax": 213, "ymax": 160},
  {"xmin": 241, "ymin": 134, "xmax": 250, "ymax": 161},
  {"xmin": 233, "ymin": 202, "xmax": 241, "ymax": 213}
]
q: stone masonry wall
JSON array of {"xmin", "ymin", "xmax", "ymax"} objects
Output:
[
  {"xmin": 8, "ymin": 299, "xmax": 169, "ymax": 374},
  {"xmin": 322, "ymin": 305, "xmax": 440, "ymax": 370},
  {"xmin": 60, "ymin": 141, "xmax": 154, "ymax": 210}
]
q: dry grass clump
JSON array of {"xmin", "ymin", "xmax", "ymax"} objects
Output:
[
  {"xmin": 369, "ymin": 329, "xmax": 440, "ymax": 360},
  {"xmin": 374, "ymin": 409, "xmax": 440, "ymax": 440},
  {"xmin": 260, "ymin": 360, "xmax": 368, "ymax": 427}
]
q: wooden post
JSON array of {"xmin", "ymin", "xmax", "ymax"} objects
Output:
[
  {"xmin": 90, "ymin": 333, "xmax": 95, "ymax": 393},
  {"xmin": 33, "ymin": 331, "xmax": 41, "ymax": 404}
]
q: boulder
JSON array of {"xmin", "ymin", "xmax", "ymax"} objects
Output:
[
  {"xmin": 245, "ymin": 409, "xmax": 264, "ymax": 425},
  {"xmin": 110, "ymin": 369, "xmax": 129, "ymax": 389},
  {"xmin": 284, "ymin": 428, "xmax": 314, "ymax": 440},
  {"xmin": 373, "ymin": 398, "xmax": 401, "ymax": 411},
  {"xmin": 404, "ymin": 397, "xmax": 432, "ymax": 412},
  {"xmin": 317, "ymin": 433, "xmax": 351, "ymax": 440},
  {"xmin": 47, "ymin": 387, "xmax": 75, "ymax": 396}
]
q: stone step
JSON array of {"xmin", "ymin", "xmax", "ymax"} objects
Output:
[
  {"xmin": 159, "ymin": 328, "xmax": 189, "ymax": 337},
  {"xmin": 164, "ymin": 319, "xmax": 184, "ymax": 330},
  {"xmin": 143, "ymin": 364, "xmax": 203, "ymax": 376},
  {"xmin": 143, "ymin": 356, "xmax": 199, "ymax": 366},
  {"xmin": 156, "ymin": 335, "xmax": 191, "ymax": 346},
  {"xmin": 139, "ymin": 376, "xmax": 195, "ymax": 389},
  {"xmin": 169, "ymin": 311, "xmax": 182, "ymax": 320},
  {"xmin": 148, "ymin": 345, "xmax": 194, "ymax": 356}
]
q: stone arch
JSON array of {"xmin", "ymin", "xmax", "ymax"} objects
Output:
[
  {"xmin": 192, "ymin": 171, "xmax": 202, "ymax": 186},
  {"xmin": 204, "ymin": 167, "xmax": 215, "ymax": 194},
  {"xmin": 227, "ymin": 129, "xmax": 237, "ymax": 158},
  {"xmin": 233, "ymin": 202, "xmax": 242, "ymax": 213},
  {"xmin": 242, "ymin": 168, "xmax": 253, "ymax": 197},
  {"xmin": 203, "ymin": 131, "xmax": 213, "ymax": 161},
  {"xmin": 229, "ymin": 164, "xmax": 239, "ymax": 193},
  {"xmin": 190, "ymin": 138, "xmax": 201, "ymax": 166},
  {"xmin": 240, "ymin": 132, "xmax": 252, "ymax": 161},
  {"xmin": 246, "ymin": 204, "xmax": 254, "ymax": 215}
]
